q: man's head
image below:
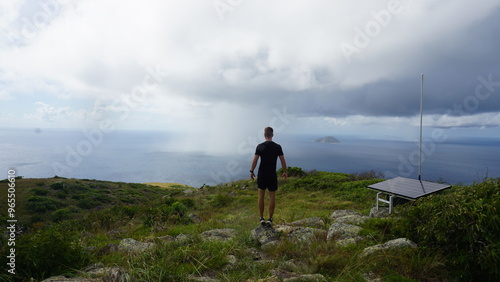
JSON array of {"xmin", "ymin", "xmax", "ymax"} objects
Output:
[{"xmin": 264, "ymin": 127, "xmax": 274, "ymax": 139}]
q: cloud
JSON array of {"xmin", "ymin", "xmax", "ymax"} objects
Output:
[
  {"xmin": 1, "ymin": 0, "xmax": 499, "ymax": 135},
  {"xmin": 26, "ymin": 101, "xmax": 87, "ymax": 123}
]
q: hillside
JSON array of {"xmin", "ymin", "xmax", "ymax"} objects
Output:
[{"xmin": 1, "ymin": 170, "xmax": 498, "ymax": 281}]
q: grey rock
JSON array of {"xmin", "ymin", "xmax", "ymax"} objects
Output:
[
  {"xmin": 284, "ymin": 274, "xmax": 327, "ymax": 282},
  {"xmin": 157, "ymin": 235, "xmax": 175, "ymax": 243},
  {"xmin": 251, "ymin": 225, "xmax": 280, "ymax": 245},
  {"xmin": 189, "ymin": 213, "xmax": 202, "ymax": 224},
  {"xmin": 274, "ymin": 224, "xmax": 300, "ymax": 234},
  {"xmin": 288, "ymin": 227, "xmax": 326, "ymax": 243},
  {"xmin": 261, "ymin": 240, "xmax": 281, "ymax": 250},
  {"xmin": 290, "ymin": 217, "xmax": 325, "ymax": 228},
  {"xmin": 85, "ymin": 266, "xmax": 126, "ymax": 281},
  {"xmin": 329, "ymin": 210, "xmax": 362, "ymax": 219},
  {"xmin": 118, "ymin": 238, "xmax": 155, "ymax": 254},
  {"xmin": 336, "ymin": 237, "xmax": 363, "ymax": 247},
  {"xmin": 360, "ymin": 238, "xmax": 417, "ymax": 258},
  {"xmin": 334, "ymin": 214, "xmax": 369, "ymax": 225},
  {"xmin": 326, "ymin": 223, "xmax": 362, "ymax": 241},
  {"xmin": 369, "ymin": 207, "xmax": 390, "ymax": 218},
  {"xmin": 200, "ymin": 228, "xmax": 237, "ymax": 242},
  {"xmin": 175, "ymin": 233, "xmax": 191, "ymax": 242}
]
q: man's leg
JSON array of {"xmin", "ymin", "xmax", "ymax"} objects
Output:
[
  {"xmin": 268, "ymin": 191, "xmax": 276, "ymax": 219},
  {"xmin": 258, "ymin": 188, "xmax": 266, "ymax": 218}
]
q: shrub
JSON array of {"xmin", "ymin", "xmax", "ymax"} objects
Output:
[
  {"xmin": 31, "ymin": 188, "xmax": 48, "ymax": 196},
  {"xmin": 211, "ymin": 193, "xmax": 233, "ymax": 208},
  {"xmin": 50, "ymin": 182, "xmax": 65, "ymax": 190},
  {"xmin": 395, "ymin": 179, "xmax": 500, "ymax": 280},
  {"xmin": 145, "ymin": 201, "xmax": 190, "ymax": 227},
  {"xmin": 27, "ymin": 196, "xmax": 65, "ymax": 213},
  {"xmin": 76, "ymin": 197, "xmax": 100, "ymax": 209},
  {"xmin": 278, "ymin": 166, "xmax": 306, "ymax": 177},
  {"xmin": 15, "ymin": 224, "xmax": 91, "ymax": 280},
  {"xmin": 51, "ymin": 208, "xmax": 73, "ymax": 222}
]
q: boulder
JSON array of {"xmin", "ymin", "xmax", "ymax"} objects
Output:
[
  {"xmin": 334, "ymin": 214, "xmax": 369, "ymax": 225},
  {"xmin": 288, "ymin": 227, "xmax": 326, "ymax": 243},
  {"xmin": 274, "ymin": 224, "xmax": 300, "ymax": 235},
  {"xmin": 189, "ymin": 213, "xmax": 202, "ymax": 224},
  {"xmin": 369, "ymin": 207, "xmax": 390, "ymax": 218},
  {"xmin": 251, "ymin": 225, "xmax": 280, "ymax": 245},
  {"xmin": 360, "ymin": 238, "xmax": 417, "ymax": 258},
  {"xmin": 200, "ymin": 228, "xmax": 237, "ymax": 242},
  {"xmin": 289, "ymin": 217, "xmax": 325, "ymax": 228},
  {"xmin": 118, "ymin": 238, "xmax": 155, "ymax": 254},
  {"xmin": 329, "ymin": 210, "xmax": 362, "ymax": 219},
  {"xmin": 175, "ymin": 233, "xmax": 191, "ymax": 243},
  {"xmin": 326, "ymin": 223, "xmax": 362, "ymax": 242},
  {"xmin": 157, "ymin": 235, "xmax": 175, "ymax": 243},
  {"xmin": 85, "ymin": 265, "xmax": 126, "ymax": 281}
]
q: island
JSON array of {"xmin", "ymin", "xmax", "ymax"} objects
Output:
[{"xmin": 314, "ymin": 136, "xmax": 340, "ymax": 144}]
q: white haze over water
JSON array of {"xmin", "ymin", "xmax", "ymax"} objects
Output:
[{"xmin": 1, "ymin": 129, "xmax": 498, "ymax": 187}]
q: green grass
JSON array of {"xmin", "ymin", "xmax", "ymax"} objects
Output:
[{"xmin": 1, "ymin": 171, "xmax": 498, "ymax": 281}]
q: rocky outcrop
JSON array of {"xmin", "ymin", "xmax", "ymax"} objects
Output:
[
  {"xmin": 327, "ymin": 222, "xmax": 363, "ymax": 246},
  {"xmin": 288, "ymin": 227, "xmax": 327, "ymax": 244},
  {"xmin": 360, "ymin": 238, "xmax": 417, "ymax": 258},
  {"xmin": 251, "ymin": 225, "xmax": 280, "ymax": 245},
  {"xmin": 370, "ymin": 207, "xmax": 390, "ymax": 218},
  {"xmin": 42, "ymin": 264, "xmax": 126, "ymax": 282},
  {"xmin": 118, "ymin": 238, "xmax": 155, "ymax": 254},
  {"xmin": 329, "ymin": 209, "xmax": 362, "ymax": 219}
]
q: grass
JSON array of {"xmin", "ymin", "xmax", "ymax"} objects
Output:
[{"xmin": 1, "ymin": 171, "xmax": 498, "ymax": 281}]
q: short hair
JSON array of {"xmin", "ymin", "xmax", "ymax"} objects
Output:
[{"xmin": 264, "ymin": 126, "xmax": 274, "ymax": 138}]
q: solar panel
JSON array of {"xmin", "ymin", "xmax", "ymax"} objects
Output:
[{"xmin": 367, "ymin": 177, "xmax": 451, "ymax": 200}]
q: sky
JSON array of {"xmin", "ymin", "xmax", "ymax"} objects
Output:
[{"xmin": 1, "ymin": 0, "xmax": 500, "ymax": 148}]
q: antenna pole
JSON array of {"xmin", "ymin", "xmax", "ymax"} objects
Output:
[{"xmin": 419, "ymin": 73, "xmax": 424, "ymax": 181}]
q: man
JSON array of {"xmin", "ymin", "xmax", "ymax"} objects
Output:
[{"xmin": 250, "ymin": 126, "xmax": 287, "ymax": 226}]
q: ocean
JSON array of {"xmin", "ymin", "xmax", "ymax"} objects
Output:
[{"xmin": 1, "ymin": 128, "xmax": 498, "ymax": 187}]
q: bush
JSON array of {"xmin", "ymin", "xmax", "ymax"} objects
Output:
[
  {"xmin": 76, "ymin": 197, "xmax": 100, "ymax": 209},
  {"xmin": 211, "ymin": 193, "xmax": 233, "ymax": 208},
  {"xmin": 15, "ymin": 225, "xmax": 91, "ymax": 280},
  {"xmin": 395, "ymin": 179, "xmax": 500, "ymax": 280},
  {"xmin": 31, "ymin": 188, "xmax": 48, "ymax": 196},
  {"xmin": 50, "ymin": 182, "xmax": 66, "ymax": 190},
  {"xmin": 145, "ymin": 201, "xmax": 190, "ymax": 227},
  {"xmin": 51, "ymin": 208, "xmax": 73, "ymax": 222},
  {"xmin": 27, "ymin": 196, "xmax": 65, "ymax": 213},
  {"xmin": 278, "ymin": 166, "xmax": 306, "ymax": 177}
]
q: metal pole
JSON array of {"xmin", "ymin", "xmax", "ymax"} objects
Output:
[{"xmin": 419, "ymin": 73, "xmax": 424, "ymax": 181}]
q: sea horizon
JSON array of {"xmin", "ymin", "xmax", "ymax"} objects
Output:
[{"xmin": 1, "ymin": 128, "xmax": 498, "ymax": 187}]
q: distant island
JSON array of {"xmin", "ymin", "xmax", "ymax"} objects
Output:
[{"xmin": 314, "ymin": 136, "xmax": 340, "ymax": 144}]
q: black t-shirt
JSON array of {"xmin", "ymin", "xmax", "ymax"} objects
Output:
[{"xmin": 255, "ymin": 141, "xmax": 284, "ymax": 177}]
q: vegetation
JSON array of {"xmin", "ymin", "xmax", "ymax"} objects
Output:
[{"xmin": 0, "ymin": 172, "xmax": 498, "ymax": 281}]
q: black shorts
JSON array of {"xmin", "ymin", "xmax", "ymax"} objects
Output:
[{"xmin": 257, "ymin": 174, "xmax": 278, "ymax": 192}]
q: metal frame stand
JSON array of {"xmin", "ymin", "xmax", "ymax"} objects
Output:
[{"xmin": 376, "ymin": 192, "xmax": 394, "ymax": 214}]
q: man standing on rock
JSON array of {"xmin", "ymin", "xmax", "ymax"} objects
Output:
[{"xmin": 250, "ymin": 126, "xmax": 288, "ymax": 226}]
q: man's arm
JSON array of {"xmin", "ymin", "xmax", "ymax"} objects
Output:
[
  {"xmin": 250, "ymin": 155, "xmax": 259, "ymax": 180},
  {"xmin": 279, "ymin": 155, "xmax": 288, "ymax": 181}
]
